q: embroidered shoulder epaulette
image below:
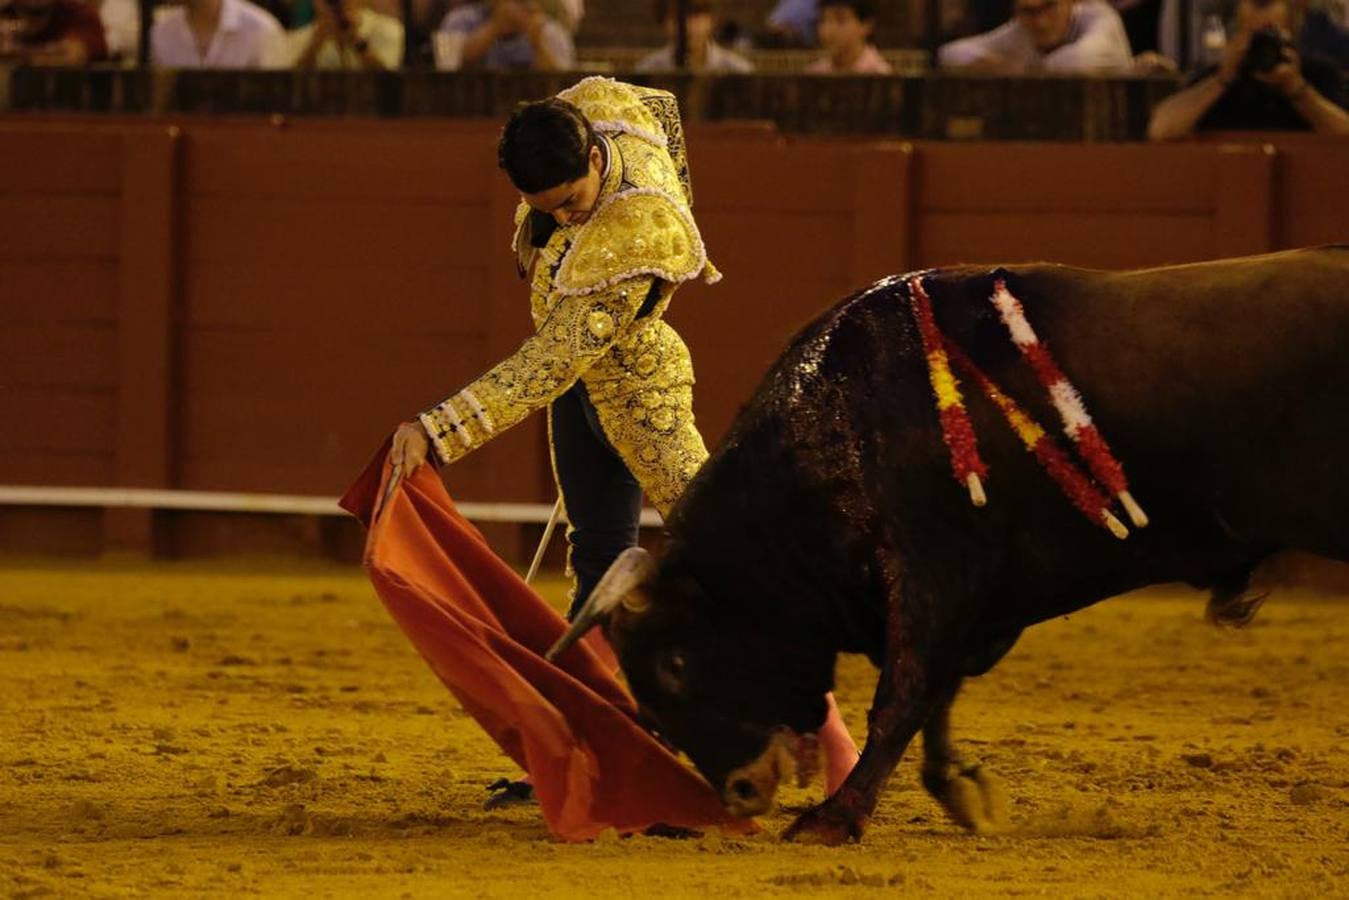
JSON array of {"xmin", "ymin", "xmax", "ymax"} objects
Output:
[
  {"xmin": 557, "ymin": 76, "xmax": 669, "ymax": 151},
  {"xmin": 554, "ymin": 189, "xmax": 718, "ymax": 297}
]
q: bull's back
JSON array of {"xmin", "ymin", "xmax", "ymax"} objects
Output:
[
  {"xmin": 1008, "ymin": 249, "xmax": 1349, "ymax": 549},
  {"xmin": 676, "ymin": 249, "xmax": 1349, "ymax": 646},
  {"xmin": 925, "ymin": 248, "xmax": 1349, "ymax": 615}
]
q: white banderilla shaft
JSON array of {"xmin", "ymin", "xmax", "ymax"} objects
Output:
[{"xmin": 525, "ymin": 496, "xmax": 565, "ymax": 585}]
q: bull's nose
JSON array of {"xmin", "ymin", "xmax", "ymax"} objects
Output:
[
  {"xmin": 729, "ymin": 778, "xmax": 758, "ymax": 803},
  {"xmin": 722, "ymin": 775, "xmax": 773, "ymax": 817}
]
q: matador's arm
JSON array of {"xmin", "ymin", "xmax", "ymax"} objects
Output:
[{"xmin": 419, "ymin": 277, "xmax": 655, "ymax": 466}]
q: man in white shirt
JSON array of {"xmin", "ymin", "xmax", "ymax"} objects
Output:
[
  {"xmin": 151, "ymin": 0, "xmax": 288, "ymax": 68},
  {"xmin": 938, "ymin": 0, "xmax": 1134, "ymax": 73}
]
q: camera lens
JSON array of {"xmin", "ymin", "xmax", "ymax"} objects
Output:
[{"xmin": 1243, "ymin": 26, "xmax": 1290, "ymax": 73}]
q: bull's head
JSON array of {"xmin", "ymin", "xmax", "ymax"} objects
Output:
[{"xmin": 547, "ymin": 548, "xmax": 833, "ymax": 817}]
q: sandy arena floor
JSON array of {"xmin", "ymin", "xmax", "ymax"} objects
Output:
[{"xmin": 1, "ymin": 558, "xmax": 1346, "ymax": 898}]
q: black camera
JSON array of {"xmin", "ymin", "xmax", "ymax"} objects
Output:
[{"xmin": 1243, "ymin": 25, "xmax": 1292, "ymax": 73}]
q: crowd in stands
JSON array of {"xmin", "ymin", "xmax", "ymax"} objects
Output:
[{"xmin": 0, "ymin": 0, "xmax": 1343, "ymax": 133}]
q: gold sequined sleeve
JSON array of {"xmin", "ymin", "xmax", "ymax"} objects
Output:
[{"xmin": 419, "ymin": 277, "xmax": 654, "ymax": 466}]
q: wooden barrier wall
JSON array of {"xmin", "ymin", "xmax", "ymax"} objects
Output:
[
  {"xmin": 1, "ymin": 118, "xmax": 1345, "ymax": 556},
  {"xmin": 3, "ymin": 70, "xmax": 1180, "ymax": 141}
]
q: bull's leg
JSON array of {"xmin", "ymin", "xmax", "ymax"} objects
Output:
[
  {"xmin": 919, "ymin": 680, "xmax": 1008, "ymax": 833},
  {"xmin": 782, "ymin": 649, "xmax": 949, "ymax": 845},
  {"xmin": 782, "ymin": 559, "xmax": 946, "ymax": 844}
]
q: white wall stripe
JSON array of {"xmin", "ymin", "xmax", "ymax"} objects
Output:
[{"xmin": 0, "ymin": 486, "xmax": 663, "ymax": 527}]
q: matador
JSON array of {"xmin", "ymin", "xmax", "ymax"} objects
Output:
[
  {"xmin": 389, "ymin": 76, "xmax": 861, "ymax": 799},
  {"xmin": 395, "ymin": 76, "xmax": 718, "ymax": 616}
]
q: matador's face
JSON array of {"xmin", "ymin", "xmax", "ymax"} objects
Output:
[{"xmin": 521, "ymin": 143, "xmax": 605, "ymax": 227}]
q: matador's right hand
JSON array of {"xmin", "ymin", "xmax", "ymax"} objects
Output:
[
  {"xmin": 378, "ymin": 421, "xmax": 432, "ymax": 519},
  {"xmin": 390, "ymin": 421, "xmax": 432, "ymax": 474}
]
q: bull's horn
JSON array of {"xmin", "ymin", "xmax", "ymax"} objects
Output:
[{"xmin": 544, "ymin": 547, "xmax": 654, "ymax": 662}]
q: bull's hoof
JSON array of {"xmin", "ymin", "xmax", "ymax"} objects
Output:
[
  {"xmin": 1206, "ymin": 588, "xmax": 1268, "ymax": 628},
  {"xmin": 482, "ymin": 778, "xmax": 535, "ymax": 811},
  {"xmin": 922, "ymin": 763, "xmax": 1008, "ymax": 834},
  {"xmin": 781, "ymin": 802, "xmax": 868, "ymax": 845}
]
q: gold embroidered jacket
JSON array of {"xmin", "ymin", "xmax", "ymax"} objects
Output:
[{"xmin": 419, "ymin": 77, "xmax": 718, "ymax": 514}]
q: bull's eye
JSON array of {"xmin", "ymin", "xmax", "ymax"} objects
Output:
[{"xmin": 656, "ymin": 651, "xmax": 687, "ymax": 695}]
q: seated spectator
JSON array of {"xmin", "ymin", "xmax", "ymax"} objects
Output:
[
  {"xmin": 151, "ymin": 0, "xmax": 288, "ymax": 67},
  {"xmin": 1148, "ymin": 0, "xmax": 1348, "ymax": 138},
  {"xmin": 438, "ymin": 0, "xmax": 573, "ymax": 71},
  {"xmin": 290, "ymin": 0, "xmax": 403, "ymax": 68},
  {"xmin": 938, "ymin": 0, "xmax": 1134, "ymax": 72},
  {"xmin": 806, "ymin": 0, "xmax": 891, "ymax": 73},
  {"xmin": 0, "ymin": 0, "xmax": 108, "ymax": 64},
  {"xmin": 764, "ymin": 0, "xmax": 817, "ymax": 47},
  {"xmin": 553, "ymin": 0, "xmax": 581, "ymax": 32},
  {"xmin": 635, "ymin": 0, "xmax": 752, "ymax": 73}
]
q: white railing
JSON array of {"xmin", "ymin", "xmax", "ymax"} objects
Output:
[{"xmin": 0, "ymin": 485, "xmax": 664, "ymax": 527}]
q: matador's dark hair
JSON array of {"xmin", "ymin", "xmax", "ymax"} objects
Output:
[{"xmin": 498, "ymin": 98, "xmax": 596, "ymax": 194}]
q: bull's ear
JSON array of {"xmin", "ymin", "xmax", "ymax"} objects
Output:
[{"xmin": 544, "ymin": 547, "xmax": 654, "ymax": 662}]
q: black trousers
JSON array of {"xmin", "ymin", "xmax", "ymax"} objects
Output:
[{"xmin": 549, "ymin": 381, "xmax": 643, "ymax": 621}]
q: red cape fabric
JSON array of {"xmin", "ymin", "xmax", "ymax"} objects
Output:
[{"xmin": 340, "ymin": 446, "xmax": 752, "ymax": 842}]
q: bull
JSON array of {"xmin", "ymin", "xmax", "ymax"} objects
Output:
[{"xmin": 548, "ymin": 247, "xmax": 1349, "ymax": 844}]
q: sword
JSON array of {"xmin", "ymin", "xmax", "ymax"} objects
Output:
[{"xmin": 525, "ymin": 496, "xmax": 564, "ymax": 585}]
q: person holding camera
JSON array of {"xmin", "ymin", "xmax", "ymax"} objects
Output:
[
  {"xmin": 290, "ymin": 0, "xmax": 402, "ymax": 69},
  {"xmin": 1148, "ymin": 0, "xmax": 1348, "ymax": 139},
  {"xmin": 437, "ymin": 0, "xmax": 573, "ymax": 70}
]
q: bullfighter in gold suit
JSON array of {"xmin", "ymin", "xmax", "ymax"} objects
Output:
[
  {"xmin": 389, "ymin": 76, "xmax": 861, "ymax": 804},
  {"xmin": 392, "ymin": 76, "xmax": 717, "ymax": 612}
]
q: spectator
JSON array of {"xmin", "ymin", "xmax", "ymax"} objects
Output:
[
  {"xmin": 938, "ymin": 0, "xmax": 1134, "ymax": 72},
  {"xmin": 1148, "ymin": 0, "xmax": 1348, "ymax": 137},
  {"xmin": 0, "ymin": 0, "xmax": 108, "ymax": 64},
  {"xmin": 553, "ymin": 0, "xmax": 581, "ymax": 32},
  {"xmin": 97, "ymin": 0, "xmax": 138, "ymax": 59},
  {"xmin": 290, "ymin": 0, "xmax": 403, "ymax": 68},
  {"xmin": 635, "ymin": 0, "xmax": 752, "ymax": 73},
  {"xmin": 151, "ymin": 0, "xmax": 288, "ymax": 66},
  {"xmin": 437, "ymin": 0, "xmax": 573, "ymax": 71},
  {"xmin": 764, "ymin": 0, "xmax": 817, "ymax": 47},
  {"xmin": 806, "ymin": 0, "xmax": 891, "ymax": 73}
]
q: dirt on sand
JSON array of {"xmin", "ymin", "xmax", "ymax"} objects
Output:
[{"xmin": 1, "ymin": 558, "xmax": 1346, "ymax": 898}]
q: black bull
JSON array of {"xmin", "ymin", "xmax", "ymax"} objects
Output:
[{"xmin": 550, "ymin": 247, "xmax": 1349, "ymax": 843}]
